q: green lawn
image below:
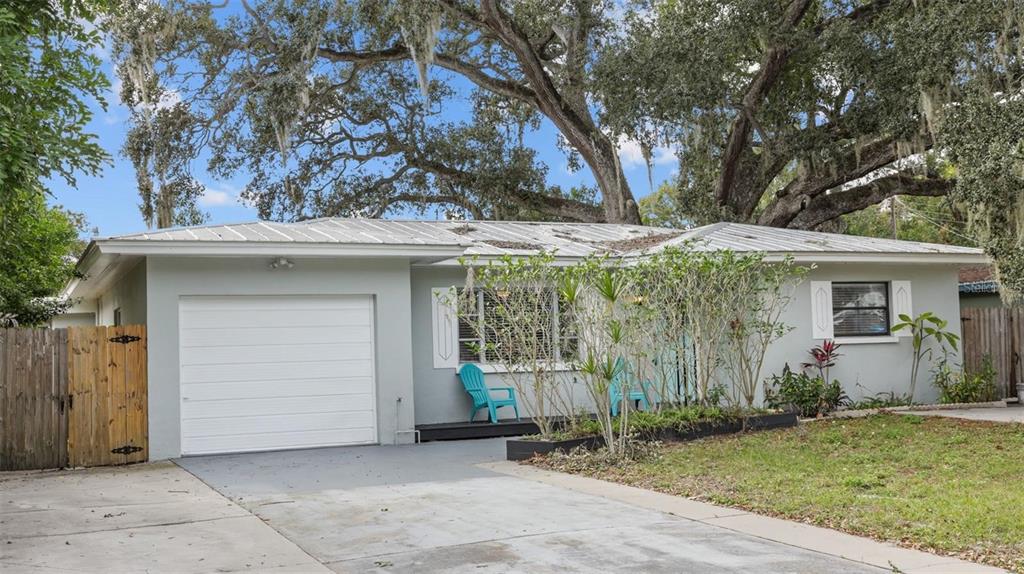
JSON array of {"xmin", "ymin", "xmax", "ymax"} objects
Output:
[{"xmin": 539, "ymin": 414, "xmax": 1024, "ymax": 572}]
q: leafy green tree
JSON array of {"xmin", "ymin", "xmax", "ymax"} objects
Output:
[
  {"xmin": 840, "ymin": 196, "xmax": 972, "ymax": 247},
  {"xmin": 0, "ymin": 0, "xmax": 109, "ymax": 323},
  {"xmin": 942, "ymin": 95, "xmax": 1024, "ymax": 304},
  {"xmin": 110, "ymin": 0, "xmax": 642, "ymax": 225},
  {"xmin": 0, "ymin": 191, "xmax": 84, "ymax": 326},
  {"xmin": 0, "ymin": 0, "xmax": 110, "ymax": 194},
  {"xmin": 598, "ymin": 0, "xmax": 1021, "ymax": 231}
]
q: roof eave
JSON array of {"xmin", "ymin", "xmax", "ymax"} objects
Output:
[{"xmin": 95, "ymin": 239, "xmax": 468, "ymax": 260}]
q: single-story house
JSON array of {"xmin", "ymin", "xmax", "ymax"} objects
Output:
[{"xmin": 60, "ymin": 219, "xmax": 986, "ymax": 459}]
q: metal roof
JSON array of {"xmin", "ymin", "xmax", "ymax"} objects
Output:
[
  {"xmin": 651, "ymin": 222, "xmax": 983, "ymax": 256},
  {"xmin": 102, "ymin": 218, "xmax": 985, "ymax": 259}
]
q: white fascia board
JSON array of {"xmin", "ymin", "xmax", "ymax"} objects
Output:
[
  {"xmin": 770, "ymin": 252, "xmax": 988, "ymax": 265},
  {"xmin": 95, "ymin": 240, "xmax": 468, "ymax": 259}
]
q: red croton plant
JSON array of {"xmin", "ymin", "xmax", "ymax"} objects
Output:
[{"xmin": 802, "ymin": 339, "xmax": 842, "ymax": 382}]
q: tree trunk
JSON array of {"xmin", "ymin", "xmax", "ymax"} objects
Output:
[{"xmin": 539, "ymin": 107, "xmax": 641, "ymax": 224}]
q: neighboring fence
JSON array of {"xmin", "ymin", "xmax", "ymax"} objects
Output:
[
  {"xmin": 960, "ymin": 308, "xmax": 1022, "ymax": 399},
  {"xmin": 0, "ymin": 326, "xmax": 148, "ymax": 471}
]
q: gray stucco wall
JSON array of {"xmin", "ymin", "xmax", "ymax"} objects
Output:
[
  {"xmin": 97, "ymin": 260, "xmax": 147, "ymax": 326},
  {"xmin": 756, "ymin": 263, "xmax": 963, "ymax": 405},
  {"xmin": 145, "ymin": 256, "xmax": 417, "ymax": 459},
  {"xmin": 411, "ymin": 261, "xmax": 964, "ymax": 423}
]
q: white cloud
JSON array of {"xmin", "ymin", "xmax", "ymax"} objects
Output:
[
  {"xmin": 199, "ymin": 184, "xmax": 238, "ymax": 207},
  {"xmin": 652, "ymin": 146, "xmax": 678, "ymax": 166},
  {"xmin": 617, "ymin": 135, "xmax": 679, "ymax": 170},
  {"xmin": 617, "ymin": 136, "xmax": 647, "ymax": 169}
]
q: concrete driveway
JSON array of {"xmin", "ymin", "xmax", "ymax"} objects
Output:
[
  {"xmin": 903, "ymin": 404, "xmax": 1024, "ymax": 423},
  {"xmin": 1, "ymin": 462, "xmax": 327, "ymax": 573},
  {"xmin": 177, "ymin": 439, "xmax": 882, "ymax": 573}
]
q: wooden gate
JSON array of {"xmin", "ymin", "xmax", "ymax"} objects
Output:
[
  {"xmin": 0, "ymin": 325, "xmax": 147, "ymax": 470},
  {"xmin": 960, "ymin": 308, "xmax": 1022, "ymax": 399},
  {"xmin": 0, "ymin": 328, "xmax": 68, "ymax": 471},
  {"xmin": 67, "ymin": 325, "xmax": 148, "ymax": 467}
]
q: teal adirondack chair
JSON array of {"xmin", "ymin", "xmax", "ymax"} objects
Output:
[
  {"xmin": 610, "ymin": 358, "xmax": 652, "ymax": 417},
  {"xmin": 459, "ymin": 363, "xmax": 520, "ymax": 423}
]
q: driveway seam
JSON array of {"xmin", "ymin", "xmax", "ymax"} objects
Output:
[
  {"xmin": 3, "ymin": 513, "xmax": 253, "ymax": 540},
  {"xmin": 173, "ymin": 458, "xmax": 330, "ymax": 571}
]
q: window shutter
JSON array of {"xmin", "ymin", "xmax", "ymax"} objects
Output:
[
  {"xmin": 431, "ymin": 287, "xmax": 459, "ymax": 369},
  {"xmin": 891, "ymin": 281, "xmax": 913, "ymax": 336},
  {"xmin": 810, "ymin": 281, "xmax": 834, "ymax": 340}
]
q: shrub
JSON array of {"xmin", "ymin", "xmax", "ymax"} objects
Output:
[
  {"xmin": 764, "ymin": 364, "xmax": 847, "ymax": 417},
  {"xmin": 846, "ymin": 391, "xmax": 912, "ymax": 410},
  {"xmin": 932, "ymin": 355, "xmax": 998, "ymax": 404}
]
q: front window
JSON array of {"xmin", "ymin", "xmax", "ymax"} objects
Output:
[
  {"xmin": 457, "ymin": 288, "xmax": 577, "ymax": 364},
  {"xmin": 832, "ymin": 282, "xmax": 890, "ymax": 337}
]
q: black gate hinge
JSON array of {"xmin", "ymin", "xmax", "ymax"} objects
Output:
[
  {"xmin": 108, "ymin": 335, "xmax": 142, "ymax": 344},
  {"xmin": 111, "ymin": 445, "xmax": 144, "ymax": 455}
]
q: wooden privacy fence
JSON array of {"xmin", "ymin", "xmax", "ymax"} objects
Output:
[
  {"xmin": 0, "ymin": 325, "xmax": 148, "ymax": 471},
  {"xmin": 960, "ymin": 308, "xmax": 1022, "ymax": 399}
]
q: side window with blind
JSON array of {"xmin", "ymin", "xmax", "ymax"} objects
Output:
[
  {"xmin": 809, "ymin": 280, "xmax": 912, "ymax": 341},
  {"xmin": 832, "ymin": 282, "xmax": 890, "ymax": 337},
  {"xmin": 453, "ymin": 288, "xmax": 576, "ymax": 365}
]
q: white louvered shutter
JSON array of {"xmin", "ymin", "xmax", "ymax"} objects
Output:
[
  {"xmin": 890, "ymin": 281, "xmax": 913, "ymax": 337},
  {"xmin": 810, "ymin": 281, "xmax": 834, "ymax": 340},
  {"xmin": 431, "ymin": 287, "xmax": 459, "ymax": 368}
]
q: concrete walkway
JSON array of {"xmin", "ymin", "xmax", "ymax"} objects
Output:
[
  {"xmin": 0, "ymin": 462, "xmax": 328, "ymax": 573},
  {"xmin": 903, "ymin": 404, "xmax": 1024, "ymax": 423},
  {"xmin": 177, "ymin": 438, "xmax": 1005, "ymax": 573}
]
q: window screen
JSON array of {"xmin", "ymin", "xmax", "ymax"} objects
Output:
[
  {"xmin": 456, "ymin": 288, "xmax": 573, "ymax": 364},
  {"xmin": 832, "ymin": 282, "xmax": 890, "ymax": 337}
]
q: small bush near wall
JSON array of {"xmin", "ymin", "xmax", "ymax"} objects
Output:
[
  {"xmin": 932, "ymin": 354, "xmax": 999, "ymax": 404},
  {"xmin": 764, "ymin": 364, "xmax": 847, "ymax": 418}
]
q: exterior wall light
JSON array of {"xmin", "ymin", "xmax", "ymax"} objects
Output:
[{"xmin": 269, "ymin": 257, "xmax": 294, "ymax": 269}]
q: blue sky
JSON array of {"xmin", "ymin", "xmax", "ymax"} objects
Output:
[{"xmin": 47, "ymin": 47, "xmax": 678, "ymax": 238}]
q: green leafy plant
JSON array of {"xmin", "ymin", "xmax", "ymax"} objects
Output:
[
  {"xmin": 764, "ymin": 364, "xmax": 847, "ymax": 418},
  {"xmin": 847, "ymin": 389, "xmax": 912, "ymax": 410},
  {"xmin": 932, "ymin": 354, "xmax": 998, "ymax": 404},
  {"xmin": 891, "ymin": 312, "xmax": 960, "ymax": 401}
]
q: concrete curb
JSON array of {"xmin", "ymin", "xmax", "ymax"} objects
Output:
[
  {"xmin": 827, "ymin": 401, "xmax": 1011, "ymax": 420},
  {"xmin": 480, "ymin": 461, "xmax": 1007, "ymax": 574}
]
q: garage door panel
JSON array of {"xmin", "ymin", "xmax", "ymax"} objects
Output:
[
  {"xmin": 182, "ymin": 428, "xmax": 376, "ymax": 455},
  {"xmin": 182, "ymin": 393, "xmax": 375, "ymax": 419},
  {"xmin": 182, "ymin": 411, "xmax": 376, "ymax": 438},
  {"xmin": 180, "ymin": 296, "xmax": 371, "ymax": 311},
  {"xmin": 182, "ymin": 378, "xmax": 374, "ymax": 401},
  {"xmin": 181, "ymin": 341, "xmax": 373, "ymax": 366},
  {"xmin": 179, "ymin": 295, "xmax": 377, "ymax": 455},
  {"xmin": 181, "ymin": 325, "xmax": 371, "ymax": 348},
  {"xmin": 181, "ymin": 359, "xmax": 372, "ymax": 384},
  {"xmin": 181, "ymin": 308, "xmax": 370, "ymax": 329}
]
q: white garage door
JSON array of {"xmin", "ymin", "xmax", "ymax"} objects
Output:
[{"xmin": 179, "ymin": 295, "xmax": 377, "ymax": 455}]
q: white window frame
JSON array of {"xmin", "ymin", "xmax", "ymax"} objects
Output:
[
  {"xmin": 457, "ymin": 288, "xmax": 576, "ymax": 366},
  {"xmin": 810, "ymin": 280, "xmax": 912, "ymax": 345}
]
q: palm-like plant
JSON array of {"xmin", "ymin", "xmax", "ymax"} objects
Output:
[{"xmin": 892, "ymin": 312, "xmax": 960, "ymax": 402}]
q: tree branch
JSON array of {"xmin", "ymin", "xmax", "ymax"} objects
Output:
[
  {"xmin": 779, "ymin": 173, "xmax": 954, "ymax": 230},
  {"xmin": 406, "ymin": 156, "xmax": 604, "ymax": 222},
  {"xmin": 715, "ymin": 0, "xmax": 813, "ymax": 212},
  {"xmin": 316, "ymin": 45, "xmax": 537, "ymax": 103}
]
